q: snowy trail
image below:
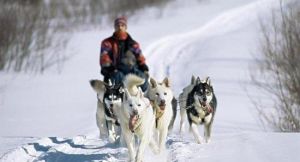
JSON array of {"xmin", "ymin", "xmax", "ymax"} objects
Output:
[
  {"xmin": 2, "ymin": 132, "xmax": 300, "ymax": 162},
  {"xmin": 145, "ymin": 0, "xmax": 275, "ymax": 82}
]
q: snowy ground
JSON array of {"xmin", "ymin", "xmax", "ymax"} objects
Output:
[{"xmin": 1, "ymin": 0, "xmax": 300, "ymax": 161}]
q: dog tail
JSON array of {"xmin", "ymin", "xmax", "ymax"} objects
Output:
[{"xmin": 123, "ymin": 74, "xmax": 145, "ymax": 95}]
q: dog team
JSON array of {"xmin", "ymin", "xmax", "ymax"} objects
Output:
[{"xmin": 90, "ymin": 74, "xmax": 217, "ymax": 162}]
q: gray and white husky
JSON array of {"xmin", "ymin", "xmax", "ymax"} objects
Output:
[{"xmin": 179, "ymin": 76, "xmax": 217, "ymax": 143}]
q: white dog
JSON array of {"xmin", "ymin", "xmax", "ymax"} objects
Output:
[
  {"xmin": 147, "ymin": 77, "xmax": 174, "ymax": 152},
  {"xmin": 118, "ymin": 74, "xmax": 158, "ymax": 162}
]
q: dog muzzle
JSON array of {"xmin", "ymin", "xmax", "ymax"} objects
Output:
[
  {"xmin": 198, "ymin": 99, "xmax": 207, "ymax": 107},
  {"xmin": 159, "ymin": 103, "xmax": 166, "ymax": 111}
]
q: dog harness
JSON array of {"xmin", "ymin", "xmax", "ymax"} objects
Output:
[{"xmin": 150, "ymin": 100, "xmax": 166, "ymax": 128}]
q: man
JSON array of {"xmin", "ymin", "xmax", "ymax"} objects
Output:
[{"xmin": 99, "ymin": 16, "xmax": 149, "ymax": 91}]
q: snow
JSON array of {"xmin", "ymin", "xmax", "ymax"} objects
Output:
[{"xmin": 1, "ymin": 0, "xmax": 300, "ymax": 161}]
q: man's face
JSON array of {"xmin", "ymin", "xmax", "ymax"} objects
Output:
[{"xmin": 114, "ymin": 23, "xmax": 127, "ymax": 32}]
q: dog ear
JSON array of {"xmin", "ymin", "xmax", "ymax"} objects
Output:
[
  {"xmin": 205, "ymin": 77, "xmax": 211, "ymax": 86},
  {"xmin": 119, "ymin": 86, "xmax": 124, "ymax": 94},
  {"xmin": 196, "ymin": 77, "xmax": 201, "ymax": 84},
  {"xmin": 191, "ymin": 75, "xmax": 196, "ymax": 84},
  {"xmin": 123, "ymin": 88, "xmax": 131, "ymax": 101},
  {"xmin": 90, "ymin": 79, "xmax": 106, "ymax": 93},
  {"xmin": 150, "ymin": 77, "xmax": 157, "ymax": 88},
  {"xmin": 137, "ymin": 88, "xmax": 144, "ymax": 99},
  {"xmin": 163, "ymin": 77, "xmax": 171, "ymax": 87}
]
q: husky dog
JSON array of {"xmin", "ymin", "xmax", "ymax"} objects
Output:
[
  {"xmin": 90, "ymin": 80, "xmax": 123, "ymax": 142},
  {"xmin": 119, "ymin": 74, "xmax": 158, "ymax": 162},
  {"xmin": 102, "ymin": 81, "xmax": 123, "ymax": 142},
  {"xmin": 179, "ymin": 76, "xmax": 217, "ymax": 143},
  {"xmin": 89, "ymin": 79, "xmax": 107, "ymax": 139},
  {"xmin": 147, "ymin": 77, "xmax": 176, "ymax": 152}
]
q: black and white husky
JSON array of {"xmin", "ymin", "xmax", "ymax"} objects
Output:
[
  {"xmin": 102, "ymin": 81, "xmax": 123, "ymax": 142},
  {"xmin": 90, "ymin": 79, "xmax": 123, "ymax": 142},
  {"xmin": 179, "ymin": 76, "xmax": 217, "ymax": 143}
]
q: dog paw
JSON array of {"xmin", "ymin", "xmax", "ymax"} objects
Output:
[
  {"xmin": 135, "ymin": 157, "xmax": 143, "ymax": 162},
  {"xmin": 108, "ymin": 135, "xmax": 116, "ymax": 143},
  {"xmin": 196, "ymin": 138, "xmax": 204, "ymax": 144},
  {"xmin": 150, "ymin": 145, "xmax": 159, "ymax": 154},
  {"xmin": 205, "ymin": 138, "xmax": 211, "ymax": 144},
  {"xmin": 127, "ymin": 159, "xmax": 134, "ymax": 162}
]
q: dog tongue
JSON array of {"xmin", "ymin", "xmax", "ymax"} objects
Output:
[
  {"xmin": 159, "ymin": 104, "xmax": 166, "ymax": 110},
  {"xmin": 129, "ymin": 115, "xmax": 138, "ymax": 132}
]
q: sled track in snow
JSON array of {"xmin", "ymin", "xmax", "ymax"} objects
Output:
[{"xmin": 145, "ymin": 0, "xmax": 276, "ymax": 80}]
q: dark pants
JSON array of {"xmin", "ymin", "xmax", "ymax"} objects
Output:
[{"xmin": 104, "ymin": 68, "xmax": 148, "ymax": 92}]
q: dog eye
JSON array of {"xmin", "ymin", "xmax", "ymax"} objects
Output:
[
  {"xmin": 164, "ymin": 92, "xmax": 167, "ymax": 95},
  {"xmin": 129, "ymin": 104, "xmax": 133, "ymax": 107},
  {"xmin": 155, "ymin": 93, "xmax": 159, "ymax": 96},
  {"xmin": 137, "ymin": 104, "xmax": 141, "ymax": 107}
]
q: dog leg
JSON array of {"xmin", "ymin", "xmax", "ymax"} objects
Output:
[
  {"xmin": 158, "ymin": 128, "xmax": 168, "ymax": 152},
  {"xmin": 179, "ymin": 108, "xmax": 186, "ymax": 134},
  {"xmin": 96, "ymin": 101, "xmax": 108, "ymax": 139},
  {"xmin": 123, "ymin": 129, "xmax": 135, "ymax": 162},
  {"xmin": 119, "ymin": 133, "xmax": 126, "ymax": 147},
  {"xmin": 136, "ymin": 134, "xmax": 150, "ymax": 162},
  {"xmin": 107, "ymin": 122, "xmax": 118, "ymax": 143},
  {"xmin": 204, "ymin": 122, "xmax": 212, "ymax": 143},
  {"xmin": 168, "ymin": 97, "xmax": 177, "ymax": 132},
  {"xmin": 190, "ymin": 123, "xmax": 203, "ymax": 144},
  {"xmin": 148, "ymin": 137, "xmax": 159, "ymax": 154},
  {"xmin": 113, "ymin": 124, "xmax": 121, "ymax": 141}
]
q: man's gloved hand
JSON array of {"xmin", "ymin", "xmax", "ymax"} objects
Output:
[
  {"xmin": 138, "ymin": 64, "xmax": 149, "ymax": 72},
  {"xmin": 101, "ymin": 65, "xmax": 116, "ymax": 76}
]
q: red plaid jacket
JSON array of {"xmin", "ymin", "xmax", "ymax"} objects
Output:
[{"xmin": 100, "ymin": 33, "xmax": 146, "ymax": 68}]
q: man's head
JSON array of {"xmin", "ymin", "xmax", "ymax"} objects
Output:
[{"xmin": 114, "ymin": 16, "xmax": 127, "ymax": 32}]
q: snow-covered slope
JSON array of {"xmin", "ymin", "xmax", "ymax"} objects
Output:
[{"xmin": 1, "ymin": 0, "xmax": 300, "ymax": 161}]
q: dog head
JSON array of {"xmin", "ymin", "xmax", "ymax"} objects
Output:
[
  {"xmin": 103, "ymin": 80, "xmax": 123, "ymax": 111},
  {"xmin": 192, "ymin": 77, "xmax": 214, "ymax": 107},
  {"xmin": 148, "ymin": 77, "xmax": 173, "ymax": 111},
  {"xmin": 123, "ymin": 88, "xmax": 148, "ymax": 132}
]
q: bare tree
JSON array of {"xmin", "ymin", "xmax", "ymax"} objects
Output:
[{"xmin": 251, "ymin": 1, "xmax": 300, "ymax": 132}]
